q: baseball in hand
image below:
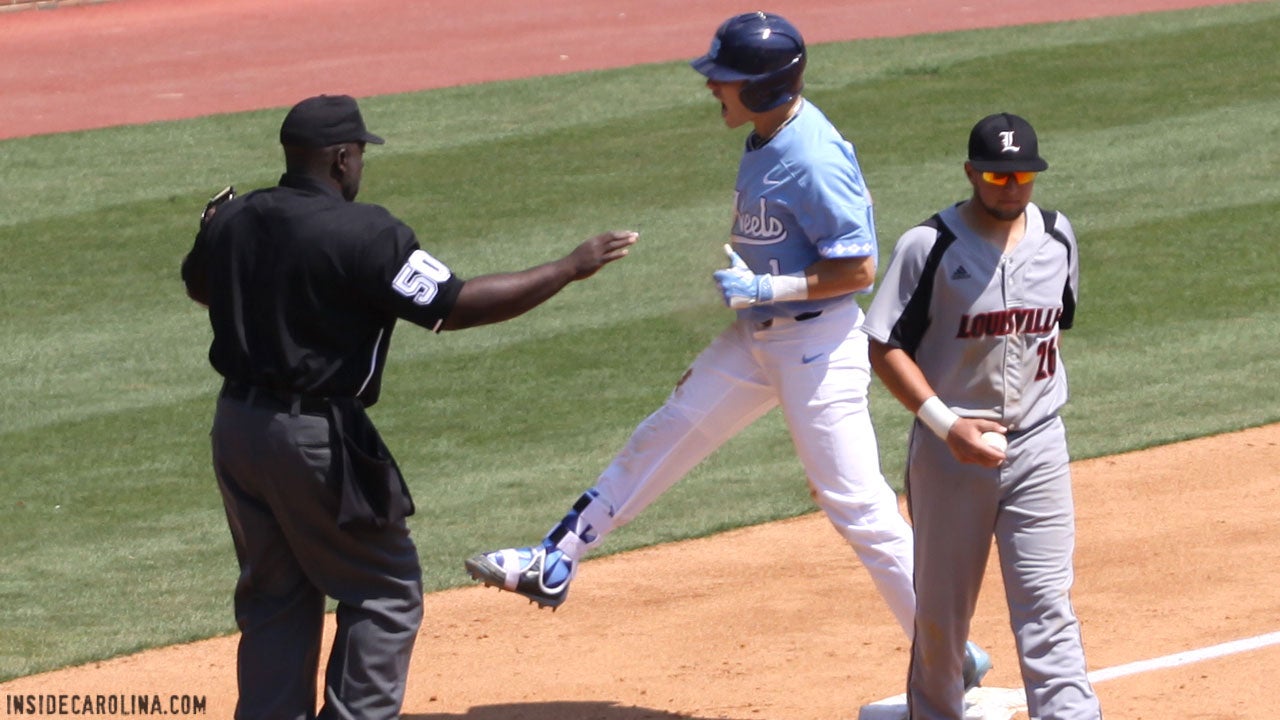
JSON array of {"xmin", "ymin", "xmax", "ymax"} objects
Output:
[{"xmin": 980, "ymin": 431, "xmax": 1008, "ymax": 452}]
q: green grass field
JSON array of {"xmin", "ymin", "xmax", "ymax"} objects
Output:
[{"xmin": 1, "ymin": 2, "xmax": 1278, "ymax": 681}]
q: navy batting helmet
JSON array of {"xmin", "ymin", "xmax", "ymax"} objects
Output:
[{"xmin": 690, "ymin": 11, "xmax": 806, "ymax": 113}]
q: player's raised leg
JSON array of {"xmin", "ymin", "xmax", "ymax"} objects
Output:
[{"xmin": 466, "ymin": 324, "xmax": 775, "ymax": 608}]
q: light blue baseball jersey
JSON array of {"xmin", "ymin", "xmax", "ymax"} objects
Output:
[{"xmin": 728, "ymin": 100, "xmax": 877, "ymax": 325}]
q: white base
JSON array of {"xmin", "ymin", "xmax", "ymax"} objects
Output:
[{"xmin": 857, "ymin": 687, "xmax": 1028, "ymax": 720}]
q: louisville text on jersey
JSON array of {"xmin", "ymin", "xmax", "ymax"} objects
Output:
[{"xmin": 955, "ymin": 307, "xmax": 1063, "ymax": 338}]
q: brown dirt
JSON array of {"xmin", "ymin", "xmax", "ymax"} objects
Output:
[
  {"xmin": 2, "ymin": 1, "xmax": 1276, "ymax": 718},
  {"xmin": 3, "ymin": 425, "xmax": 1278, "ymax": 718}
]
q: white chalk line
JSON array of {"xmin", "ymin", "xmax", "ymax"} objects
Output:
[
  {"xmin": 858, "ymin": 631, "xmax": 1280, "ymax": 720},
  {"xmin": 1087, "ymin": 629, "xmax": 1280, "ymax": 683}
]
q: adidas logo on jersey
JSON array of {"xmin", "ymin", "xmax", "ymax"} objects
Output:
[{"xmin": 952, "ymin": 265, "xmax": 971, "ymax": 280}]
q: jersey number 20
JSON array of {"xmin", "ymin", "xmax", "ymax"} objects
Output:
[{"xmin": 1034, "ymin": 337, "xmax": 1059, "ymax": 381}]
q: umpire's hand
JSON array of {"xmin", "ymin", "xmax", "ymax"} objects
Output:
[{"xmin": 567, "ymin": 230, "xmax": 639, "ymax": 280}]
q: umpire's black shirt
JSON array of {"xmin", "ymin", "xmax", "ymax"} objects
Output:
[{"xmin": 182, "ymin": 173, "xmax": 463, "ymax": 406}]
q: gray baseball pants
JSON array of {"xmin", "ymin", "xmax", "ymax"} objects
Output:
[
  {"xmin": 905, "ymin": 416, "xmax": 1100, "ymax": 720},
  {"xmin": 211, "ymin": 394, "xmax": 422, "ymax": 720}
]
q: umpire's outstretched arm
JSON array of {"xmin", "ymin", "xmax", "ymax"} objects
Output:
[{"xmin": 441, "ymin": 230, "xmax": 637, "ymax": 330}]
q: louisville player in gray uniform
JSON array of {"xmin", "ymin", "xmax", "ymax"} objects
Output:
[{"xmin": 863, "ymin": 113, "xmax": 1102, "ymax": 720}]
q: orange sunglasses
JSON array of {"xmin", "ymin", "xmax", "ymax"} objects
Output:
[{"xmin": 981, "ymin": 171, "xmax": 1038, "ymax": 186}]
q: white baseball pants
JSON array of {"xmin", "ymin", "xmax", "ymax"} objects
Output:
[{"xmin": 578, "ymin": 299, "xmax": 917, "ymax": 636}]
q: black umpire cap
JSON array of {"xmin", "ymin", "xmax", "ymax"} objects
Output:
[
  {"xmin": 279, "ymin": 94, "xmax": 385, "ymax": 147},
  {"xmin": 968, "ymin": 112, "xmax": 1048, "ymax": 172}
]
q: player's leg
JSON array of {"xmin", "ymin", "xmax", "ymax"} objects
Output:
[
  {"xmin": 784, "ymin": 368, "xmax": 916, "ymax": 633},
  {"xmin": 594, "ymin": 322, "xmax": 778, "ymax": 528},
  {"xmin": 996, "ymin": 418, "xmax": 1101, "ymax": 720},
  {"xmin": 466, "ymin": 321, "xmax": 778, "ymax": 607},
  {"xmin": 904, "ymin": 428, "xmax": 1001, "ymax": 720},
  {"xmin": 767, "ymin": 310, "xmax": 916, "ymax": 634}
]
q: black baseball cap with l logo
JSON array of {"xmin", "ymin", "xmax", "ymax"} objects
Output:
[
  {"xmin": 279, "ymin": 94, "xmax": 385, "ymax": 148},
  {"xmin": 967, "ymin": 112, "xmax": 1048, "ymax": 172}
]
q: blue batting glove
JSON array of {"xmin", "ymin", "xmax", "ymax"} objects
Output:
[{"xmin": 713, "ymin": 244, "xmax": 774, "ymax": 309}]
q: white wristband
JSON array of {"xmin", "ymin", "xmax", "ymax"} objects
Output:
[
  {"xmin": 917, "ymin": 396, "xmax": 959, "ymax": 440},
  {"xmin": 767, "ymin": 273, "xmax": 809, "ymax": 302}
]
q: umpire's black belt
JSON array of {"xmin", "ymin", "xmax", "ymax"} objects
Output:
[{"xmin": 220, "ymin": 380, "xmax": 332, "ymax": 416}]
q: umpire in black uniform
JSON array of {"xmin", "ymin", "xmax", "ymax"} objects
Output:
[{"xmin": 181, "ymin": 94, "xmax": 637, "ymax": 720}]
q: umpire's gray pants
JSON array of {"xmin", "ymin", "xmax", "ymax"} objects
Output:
[{"xmin": 211, "ymin": 395, "xmax": 422, "ymax": 720}]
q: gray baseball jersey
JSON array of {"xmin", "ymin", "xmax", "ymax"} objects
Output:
[{"xmin": 862, "ymin": 201, "xmax": 1077, "ymax": 430}]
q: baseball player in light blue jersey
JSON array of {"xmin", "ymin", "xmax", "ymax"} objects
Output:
[
  {"xmin": 864, "ymin": 113, "xmax": 1102, "ymax": 720},
  {"xmin": 466, "ymin": 11, "xmax": 989, "ymax": 693}
]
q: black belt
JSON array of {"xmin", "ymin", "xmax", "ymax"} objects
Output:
[
  {"xmin": 759, "ymin": 310, "xmax": 822, "ymax": 329},
  {"xmin": 220, "ymin": 380, "xmax": 332, "ymax": 416}
]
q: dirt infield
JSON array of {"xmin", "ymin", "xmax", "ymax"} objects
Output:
[
  {"xmin": 4, "ymin": 425, "xmax": 1278, "ymax": 718},
  {"xmin": 2, "ymin": 0, "xmax": 1276, "ymax": 718}
]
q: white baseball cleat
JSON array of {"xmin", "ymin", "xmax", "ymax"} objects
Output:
[{"xmin": 464, "ymin": 543, "xmax": 575, "ymax": 610}]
